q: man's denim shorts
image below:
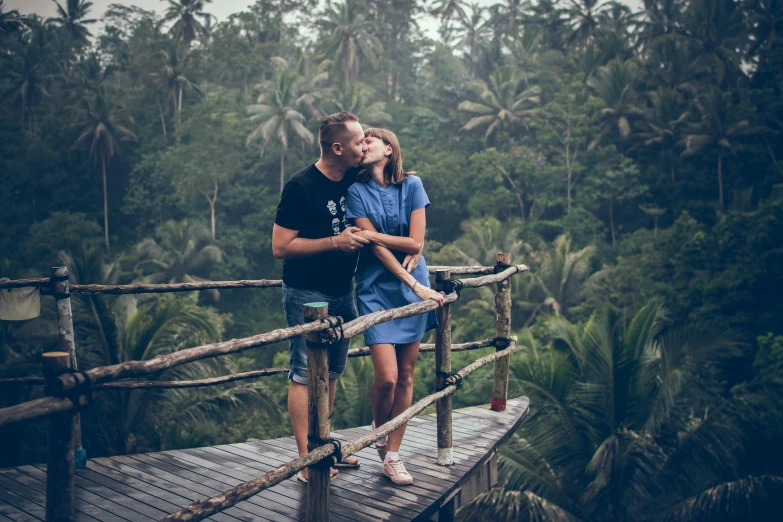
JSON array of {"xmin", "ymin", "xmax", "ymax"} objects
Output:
[{"xmin": 282, "ymin": 283, "xmax": 358, "ymax": 385}]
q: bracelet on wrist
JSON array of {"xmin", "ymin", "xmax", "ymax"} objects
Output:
[
  {"xmin": 412, "ymin": 281, "xmax": 419, "ymax": 291},
  {"xmin": 329, "ymin": 236, "xmax": 335, "ymax": 250}
]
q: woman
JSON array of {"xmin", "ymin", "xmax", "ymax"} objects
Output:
[{"xmin": 345, "ymin": 128, "xmax": 444, "ymax": 486}]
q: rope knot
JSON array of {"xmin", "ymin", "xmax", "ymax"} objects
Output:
[
  {"xmin": 442, "ymin": 279, "xmax": 463, "ymax": 298},
  {"xmin": 493, "ymin": 336, "xmax": 512, "ymax": 350},
  {"xmin": 307, "ymin": 435, "xmax": 343, "ymax": 465},
  {"xmin": 318, "ymin": 316, "xmax": 344, "ymax": 345},
  {"xmin": 435, "ymin": 370, "xmax": 463, "ymax": 391},
  {"xmin": 46, "ymin": 369, "xmax": 93, "ymax": 410}
]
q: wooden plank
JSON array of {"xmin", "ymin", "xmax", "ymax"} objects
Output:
[
  {"xmin": 15, "ymin": 466, "xmax": 158, "ymax": 522},
  {"xmin": 91, "ymin": 458, "xmax": 245, "ymax": 522},
  {"xmin": 119, "ymin": 455, "xmax": 285, "ymax": 522},
  {"xmin": 0, "ymin": 484, "xmax": 44, "ymax": 522},
  {"xmin": 0, "ymin": 472, "xmax": 107, "ymax": 522}
]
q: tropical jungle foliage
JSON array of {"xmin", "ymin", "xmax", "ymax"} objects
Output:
[{"xmin": 1, "ymin": 1, "xmax": 782, "ymax": 520}]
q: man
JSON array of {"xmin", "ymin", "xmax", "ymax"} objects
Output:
[{"xmin": 272, "ymin": 112, "xmax": 369, "ymax": 481}]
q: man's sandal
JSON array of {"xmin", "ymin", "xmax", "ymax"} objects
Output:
[
  {"xmin": 296, "ymin": 468, "xmax": 339, "ymax": 483},
  {"xmin": 334, "ymin": 456, "xmax": 360, "ymax": 468}
]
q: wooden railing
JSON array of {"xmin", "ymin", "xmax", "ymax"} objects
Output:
[{"xmin": 0, "ymin": 254, "xmax": 529, "ymax": 522}]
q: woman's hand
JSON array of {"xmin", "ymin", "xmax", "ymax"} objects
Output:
[
  {"xmin": 402, "ymin": 253, "xmax": 420, "ymax": 273},
  {"xmin": 412, "ymin": 282, "xmax": 444, "ymax": 306}
]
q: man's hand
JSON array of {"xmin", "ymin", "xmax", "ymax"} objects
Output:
[
  {"xmin": 333, "ymin": 226, "xmax": 371, "ymax": 253},
  {"xmin": 402, "ymin": 253, "xmax": 420, "ymax": 273}
]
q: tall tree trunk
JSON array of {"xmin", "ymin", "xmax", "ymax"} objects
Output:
[
  {"xmin": 718, "ymin": 151, "xmax": 724, "ymax": 208},
  {"xmin": 157, "ymin": 100, "xmax": 167, "ymax": 138},
  {"xmin": 200, "ymin": 179, "xmax": 219, "ymax": 240},
  {"xmin": 176, "ymin": 84, "xmax": 183, "ymax": 144},
  {"xmin": 280, "ymin": 148, "xmax": 286, "ymax": 194},
  {"xmin": 102, "ymin": 159, "xmax": 110, "ymax": 254},
  {"xmin": 609, "ymin": 199, "xmax": 616, "ymax": 246}
]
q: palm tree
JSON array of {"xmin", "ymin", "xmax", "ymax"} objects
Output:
[
  {"xmin": 430, "ymin": 0, "xmax": 468, "ymax": 43},
  {"xmin": 680, "ymin": 88, "xmax": 760, "ymax": 208},
  {"xmin": 319, "ymin": 0, "xmax": 383, "ymax": 88},
  {"xmin": 453, "ymin": 3, "xmax": 492, "ymax": 77},
  {"xmin": 0, "ymin": 0, "xmax": 26, "ymax": 39},
  {"xmin": 458, "ymin": 67, "xmax": 542, "ymax": 142},
  {"xmin": 517, "ymin": 234, "xmax": 596, "ymax": 324},
  {"xmin": 162, "ymin": 0, "xmax": 212, "ymax": 50},
  {"xmin": 72, "ymin": 88, "xmax": 137, "ymax": 254},
  {"xmin": 3, "ymin": 25, "xmax": 52, "ymax": 132},
  {"xmin": 325, "ymin": 81, "xmax": 392, "ymax": 127},
  {"xmin": 53, "ymin": 0, "xmax": 96, "ymax": 47},
  {"xmin": 587, "ymin": 59, "xmax": 646, "ymax": 150},
  {"xmin": 562, "ymin": 0, "xmax": 612, "ymax": 49},
  {"xmin": 144, "ymin": 42, "xmax": 200, "ymax": 142},
  {"xmin": 460, "ymin": 302, "xmax": 783, "ymax": 522},
  {"xmin": 246, "ymin": 63, "xmax": 315, "ymax": 194},
  {"xmin": 134, "ymin": 219, "xmax": 224, "ymax": 301},
  {"xmin": 640, "ymin": 87, "xmax": 688, "ymax": 183},
  {"xmin": 677, "ymin": 0, "xmax": 748, "ymax": 86}
]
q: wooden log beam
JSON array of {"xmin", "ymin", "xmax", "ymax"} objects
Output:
[
  {"xmin": 435, "ymin": 270, "xmax": 453, "ymax": 466},
  {"xmin": 341, "ymin": 292, "xmax": 458, "ymax": 340},
  {"xmin": 42, "ymin": 352, "xmax": 77, "ymax": 522},
  {"xmin": 0, "ymin": 395, "xmax": 89, "ymax": 427},
  {"xmin": 52, "ymin": 317, "xmax": 341, "ymax": 392},
  {"xmin": 305, "ymin": 303, "xmax": 330, "ymax": 522},
  {"xmin": 492, "ymin": 254, "xmax": 513, "ymax": 412},
  {"xmin": 427, "ymin": 266, "xmax": 494, "ymax": 275},
  {"xmin": 457, "ymin": 264, "xmax": 529, "ymax": 289},
  {"xmin": 69, "ymin": 279, "xmax": 282, "ymax": 295},
  {"xmin": 51, "ymin": 267, "xmax": 84, "ymax": 466},
  {"xmin": 0, "ymin": 277, "xmax": 50, "ymax": 290}
]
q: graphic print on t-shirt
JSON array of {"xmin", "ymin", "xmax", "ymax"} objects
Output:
[
  {"xmin": 331, "ymin": 217, "xmax": 340, "ymax": 235},
  {"xmin": 327, "ymin": 200, "xmax": 337, "ymax": 215}
]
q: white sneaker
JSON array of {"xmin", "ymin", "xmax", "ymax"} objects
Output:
[{"xmin": 382, "ymin": 458, "xmax": 413, "ymax": 485}]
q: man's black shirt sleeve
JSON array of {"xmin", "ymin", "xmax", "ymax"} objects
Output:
[{"xmin": 275, "ymin": 181, "xmax": 307, "ymax": 231}]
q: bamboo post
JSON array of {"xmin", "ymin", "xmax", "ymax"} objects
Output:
[
  {"xmin": 51, "ymin": 267, "xmax": 85, "ymax": 468},
  {"xmin": 435, "ymin": 270, "xmax": 453, "ymax": 466},
  {"xmin": 304, "ymin": 303, "xmax": 330, "ymax": 522},
  {"xmin": 491, "ymin": 253, "xmax": 512, "ymax": 412},
  {"xmin": 42, "ymin": 352, "xmax": 77, "ymax": 522}
]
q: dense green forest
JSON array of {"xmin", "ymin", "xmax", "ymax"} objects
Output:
[{"xmin": 1, "ymin": 0, "xmax": 783, "ymax": 519}]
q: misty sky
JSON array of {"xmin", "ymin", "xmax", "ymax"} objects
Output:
[{"xmin": 7, "ymin": 0, "xmax": 644, "ymax": 40}]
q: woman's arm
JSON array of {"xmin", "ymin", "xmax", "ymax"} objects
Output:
[
  {"xmin": 355, "ymin": 207, "xmax": 426, "ymax": 255},
  {"xmin": 353, "ymin": 215, "xmax": 443, "ymax": 305}
]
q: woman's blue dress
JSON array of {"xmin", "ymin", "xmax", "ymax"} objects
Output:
[{"xmin": 345, "ymin": 175, "xmax": 438, "ymax": 345}]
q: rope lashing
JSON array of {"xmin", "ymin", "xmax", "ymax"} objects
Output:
[
  {"xmin": 306, "ymin": 434, "xmax": 344, "ymax": 465},
  {"xmin": 435, "ymin": 370, "xmax": 463, "ymax": 391},
  {"xmin": 45, "ymin": 368, "xmax": 93, "ymax": 410},
  {"xmin": 493, "ymin": 336, "xmax": 512, "ymax": 350},
  {"xmin": 442, "ymin": 279, "xmax": 463, "ymax": 297}
]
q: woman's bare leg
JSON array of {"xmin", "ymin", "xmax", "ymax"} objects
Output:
[
  {"xmin": 386, "ymin": 341, "xmax": 421, "ymax": 452},
  {"xmin": 369, "ymin": 343, "xmax": 397, "ymax": 430}
]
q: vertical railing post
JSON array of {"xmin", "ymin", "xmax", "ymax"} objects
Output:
[
  {"xmin": 435, "ymin": 270, "xmax": 453, "ymax": 466},
  {"xmin": 50, "ymin": 266, "xmax": 85, "ymax": 468},
  {"xmin": 304, "ymin": 302, "xmax": 330, "ymax": 522},
  {"xmin": 491, "ymin": 253, "xmax": 512, "ymax": 412},
  {"xmin": 42, "ymin": 352, "xmax": 76, "ymax": 522}
]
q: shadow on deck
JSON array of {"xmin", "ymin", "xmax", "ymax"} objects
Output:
[{"xmin": 0, "ymin": 397, "xmax": 529, "ymax": 522}]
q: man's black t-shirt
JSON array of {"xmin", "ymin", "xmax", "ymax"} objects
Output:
[{"xmin": 275, "ymin": 164, "xmax": 359, "ymax": 296}]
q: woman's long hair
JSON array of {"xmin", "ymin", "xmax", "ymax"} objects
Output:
[{"xmin": 357, "ymin": 128, "xmax": 414, "ymax": 185}]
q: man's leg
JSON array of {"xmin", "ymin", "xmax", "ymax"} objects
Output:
[{"xmin": 289, "ymin": 380, "xmax": 310, "ymax": 457}]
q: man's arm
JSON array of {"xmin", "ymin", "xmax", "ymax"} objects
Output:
[{"xmin": 272, "ymin": 224, "xmax": 370, "ymax": 259}]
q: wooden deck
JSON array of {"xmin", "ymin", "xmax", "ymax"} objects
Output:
[{"xmin": 0, "ymin": 397, "xmax": 529, "ymax": 522}]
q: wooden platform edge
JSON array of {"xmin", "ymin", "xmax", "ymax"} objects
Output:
[{"xmin": 414, "ymin": 397, "xmax": 530, "ymax": 522}]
